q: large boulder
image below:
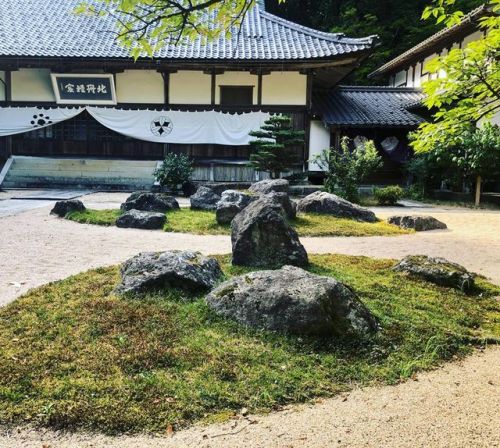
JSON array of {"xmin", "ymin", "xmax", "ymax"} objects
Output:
[
  {"xmin": 215, "ymin": 190, "xmax": 256, "ymax": 224},
  {"xmin": 190, "ymin": 186, "xmax": 221, "ymax": 211},
  {"xmin": 388, "ymin": 215, "xmax": 447, "ymax": 231},
  {"xmin": 50, "ymin": 199, "xmax": 86, "ymax": 217},
  {"xmin": 249, "ymin": 178, "xmax": 289, "ymax": 195},
  {"xmin": 231, "ymin": 198, "xmax": 308, "ymax": 268},
  {"xmin": 116, "ymin": 209, "xmax": 166, "ymax": 230},
  {"xmin": 297, "ymin": 191, "xmax": 377, "ymax": 223},
  {"xmin": 121, "ymin": 192, "xmax": 179, "ymax": 213},
  {"xmin": 206, "ymin": 266, "xmax": 377, "ymax": 336},
  {"xmin": 116, "ymin": 250, "xmax": 223, "ymax": 296},
  {"xmin": 263, "ymin": 191, "xmax": 297, "ymax": 220},
  {"xmin": 393, "ymin": 255, "xmax": 474, "ymax": 291}
]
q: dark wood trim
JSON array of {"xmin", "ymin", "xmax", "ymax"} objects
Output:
[
  {"xmin": 161, "ymin": 72, "xmax": 169, "ymax": 105},
  {"xmin": 306, "ymin": 71, "xmax": 313, "ymax": 110},
  {"xmin": 5, "ymin": 70, "xmax": 11, "ymax": 102},
  {"xmin": 257, "ymin": 73, "xmax": 262, "ymax": 105},
  {"xmin": 211, "ymin": 71, "xmax": 216, "ymax": 105}
]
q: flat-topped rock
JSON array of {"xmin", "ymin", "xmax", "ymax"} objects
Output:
[
  {"xmin": 116, "ymin": 209, "xmax": 166, "ymax": 230},
  {"xmin": 393, "ymin": 255, "xmax": 474, "ymax": 291},
  {"xmin": 121, "ymin": 192, "xmax": 179, "ymax": 213},
  {"xmin": 388, "ymin": 215, "xmax": 447, "ymax": 231},
  {"xmin": 216, "ymin": 190, "xmax": 256, "ymax": 224},
  {"xmin": 50, "ymin": 199, "xmax": 85, "ymax": 217},
  {"xmin": 231, "ymin": 197, "xmax": 308, "ymax": 268},
  {"xmin": 190, "ymin": 186, "xmax": 221, "ymax": 211},
  {"xmin": 116, "ymin": 250, "xmax": 223, "ymax": 296},
  {"xmin": 249, "ymin": 178, "xmax": 290, "ymax": 195},
  {"xmin": 297, "ymin": 191, "xmax": 377, "ymax": 223},
  {"xmin": 206, "ymin": 265, "xmax": 377, "ymax": 336}
]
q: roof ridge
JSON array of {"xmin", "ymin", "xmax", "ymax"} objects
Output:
[
  {"xmin": 337, "ymin": 85, "xmax": 423, "ymax": 92},
  {"xmin": 259, "ymin": 9, "xmax": 377, "ymax": 44},
  {"xmin": 369, "ymin": 3, "xmax": 490, "ymax": 77}
]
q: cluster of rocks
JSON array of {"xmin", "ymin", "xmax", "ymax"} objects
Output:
[
  {"xmin": 115, "ymin": 179, "xmax": 381, "ymax": 337},
  {"xmin": 393, "ymin": 255, "xmax": 475, "ymax": 291},
  {"xmin": 117, "ymin": 192, "xmax": 179, "ymax": 229},
  {"xmin": 388, "ymin": 215, "xmax": 447, "ymax": 231}
]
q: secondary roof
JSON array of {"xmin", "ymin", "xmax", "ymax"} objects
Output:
[
  {"xmin": 0, "ymin": 0, "xmax": 377, "ymax": 62},
  {"xmin": 313, "ymin": 86, "xmax": 425, "ymax": 128}
]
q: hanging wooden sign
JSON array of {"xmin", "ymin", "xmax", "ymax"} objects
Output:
[{"xmin": 50, "ymin": 74, "xmax": 117, "ymax": 105}]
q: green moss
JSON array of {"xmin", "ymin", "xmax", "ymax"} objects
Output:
[
  {"xmin": 66, "ymin": 209, "xmax": 122, "ymax": 226},
  {"xmin": 67, "ymin": 208, "xmax": 410, "ymax": 237},
  {"xmin": 0, "ymin": 254, "xmax": 498, "ymax": 434}
]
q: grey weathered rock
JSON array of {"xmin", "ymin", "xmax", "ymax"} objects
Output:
[
  {"xmin": 263, "ymin": 191, "xmax": 297, "ymax": 220},
  {"xmin": 116, "ymin": 250, "xmax": 223, "ymax": 296},
  {"xmin": 116, "ymin": 209, "xmax": 166, "ymax": 229},
  {"xmin": 121, "ymin": 192, "xmax": 179, "ymax": 213},
  {"xmin": 231, "ymin": 198, "xmax": 308, "ymax": 268},
  {"xmin": 50, "ymin": 199, "xmax": 86, "ymax": 217},
  {"xmin": 388, "ymin": 215, "xmax": 447, "ymax": 231},
  {"xmin": 190, "ymin": 186, "xmax": 221, "ymax": 211},
  {"xmin": 297, "ymin": 191, "xmax": 377, "ymax": 223},
  {"xmin": 215, "ymin": 190, "xmax": 256, "ymax": 224},
  {"xmin": 206, "ymin": 265, "xmax": 377, "ymax": 336},
  {"xmin": 393, "ymin": 255, "xmax": 474, "ymax": 291},
  {"xmin": 249, "ymin": 178, "xmax": 290, "ymax": 195}
]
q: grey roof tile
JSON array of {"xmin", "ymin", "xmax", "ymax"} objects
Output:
[
  {"xmin": 0, "ymin": 0, "xmax": 376, "ymax": 61},
  {"xmin": 313, "ymin": 86, "xmax": 425, "ymax": 128}
]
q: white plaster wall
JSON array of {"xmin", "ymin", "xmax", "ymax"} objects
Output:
[
  {"xmin": 116, "ymin": 70, "xmax": 164, "ymax": 104},
  {"xmin": 262, "ymin": 72, "xmax": 307, "ymax": 105},
  {"xmin": 0, "ymin": 71, "xmax": 5, "ymax": 101},
  {"xmin": 169, "ymin": 71, "xmax": 211, "ymax": 104},
  {"xmin": 462, "ymin": 30, "xmax": 483, "ymax": 47},
  {"xmin": 11, "ymin": 69, "xmax": 54, "ymax": 102},
  {"xmin": 308, "ymin": 120, "xmax": 331, "ymax": 171},
  {"xmin": 215, "ymin": 71, "xmax": 258, "ymax": 104}
]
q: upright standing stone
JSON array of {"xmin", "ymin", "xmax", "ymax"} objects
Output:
[{"xmin": 231, "ymin": 198, "xmax": 308, "ymax": 268}]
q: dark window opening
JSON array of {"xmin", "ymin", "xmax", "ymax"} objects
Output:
[{"xmin": 220, "ymin": 86, "xmax": 253, "ymax": 106}]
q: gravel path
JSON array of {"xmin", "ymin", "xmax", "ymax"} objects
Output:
[{"xmin": 0, "ymin": 191, "xmax": 499, "ymax": 447}]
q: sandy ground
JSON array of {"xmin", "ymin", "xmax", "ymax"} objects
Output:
[
  {"xmin": 1, "ymin": 346, "xmax": 498, "ymax": 448},
  {"xmin": 0, "ymin": 191, "xmax": 499, "ymax": 447}
]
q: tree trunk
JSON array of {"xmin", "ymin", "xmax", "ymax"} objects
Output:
[{"xmin": 475, "ymin": 175, "xmax": 482, "ymax": 206}]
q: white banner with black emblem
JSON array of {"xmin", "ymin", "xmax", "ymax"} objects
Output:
[
  {"xmin": 87, "ymin": 107, "xmax": 270, "ymax": 145},
  {"xmin": 0, "ymin": 106, "xmax": 84, "ymax": 137}
]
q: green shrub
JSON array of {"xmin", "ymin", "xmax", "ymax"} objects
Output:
[
  {"xmin": 374, "ymin": 185, "xmax": 404, "ymax": 205},
  {"xmin": 154, "ymin": 153, "xmax": 194, "ymax": 194}
]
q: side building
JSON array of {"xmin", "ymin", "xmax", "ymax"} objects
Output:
[{"xmin": 0, "ymin": 0, "xmax": 376, "ymax": 189}]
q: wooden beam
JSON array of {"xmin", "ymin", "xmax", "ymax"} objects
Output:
[
  {"xmin": 5, "ymin": 70, "xmax": 11, "ymax": 102},
  {"xmin": 257, "ymin": 73, "xmax": 262, "ymax": 106},
  {"xmin": 211, "ymin": 71, "xmax": 216, "ymax": 105}
]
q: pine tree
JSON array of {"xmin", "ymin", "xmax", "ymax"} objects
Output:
[{"xmin": 249, "ymin": 115, "xmax": 305, "ymax": 179}]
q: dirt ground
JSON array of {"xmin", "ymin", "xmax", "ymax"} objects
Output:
[{"xmin": 0, "ymin": 191, "xmax": 499, "ymax": 447}]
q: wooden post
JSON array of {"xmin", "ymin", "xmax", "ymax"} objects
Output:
[{"xmin": 475, "ymin": 175, "xmax": 482, "ymax": 206}]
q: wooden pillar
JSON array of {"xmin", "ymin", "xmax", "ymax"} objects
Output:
[
  {"xmin": 162, "ymin": 72, "xmax": 170, "ymax": 105},
  {"xmin": 211, "ymin": 71, "xmax": 216, "ymax": 105},
  {"xmin": 306, "ymin": 71, "xmax": 313, "ymax": 110},
  {"xmin": 5, "ymin": 70, "xmax": 12, "ymax": 102},
  {"xmin": 257, "ymin": 73, "xmax": 263, "ymax": 106}
]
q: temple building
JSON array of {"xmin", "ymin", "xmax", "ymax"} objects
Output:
[{"xmin": 0, "ymin": 0, "xmax": 379, "ymax": 189}]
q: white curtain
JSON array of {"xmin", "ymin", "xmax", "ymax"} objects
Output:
[
  {"xmin": 0, "ymin": 106, "xmax": 270, "ymax": 145},
  {"xmin": 0, "ymin": 107, "xmax": 84, "ymax": 137},
  {"xmin": 87, "ymin": 107, "xmax": 270, "ymax": 145}
]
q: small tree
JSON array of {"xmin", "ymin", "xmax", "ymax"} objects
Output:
[
  {"xmin": 249, "ymin": 115, "xmax": 305, "ymax": 179},
  {"xmin": 312, "ymin": 137, "xmax": 382, "ymax": 203},
  {"xmin": 154, "ymin": 152, "xmax": 194, "ymax": 194}
]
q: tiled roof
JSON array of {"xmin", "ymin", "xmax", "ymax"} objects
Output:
[
  {"xmin": 0, "ymin": 0, "xmax": 376, "ymax": 61},
  {"xmin": 313, "ymin": 86, "xmax": 425, "ymax": 128},
  {"xmin": 369, "ymin": 4, "xmax": 490, "ymax": 77}
]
